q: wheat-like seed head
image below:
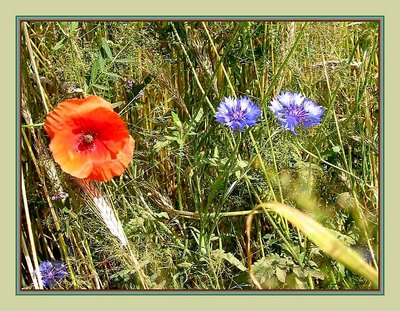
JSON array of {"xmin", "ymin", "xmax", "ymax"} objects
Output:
[{"xmin": 78, "ymin": 180, "xmax": 128, "ymax": 246}]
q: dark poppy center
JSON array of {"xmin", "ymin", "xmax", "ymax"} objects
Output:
[
  {"xmin": 83, "ymin": 134, "xmax": 94, "ymax": 143},
  {"xmin": 75, "ymin": 131, "xmax": 97, "ymax": 153}
]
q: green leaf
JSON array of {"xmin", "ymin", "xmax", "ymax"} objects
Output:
[
  {"xmin": 251, "ymin": 255, "xmax": 280, "ymax": 286},
  {"xmin": 292, "ymin": 266, "xmax": 305, "ymax": 278},
  {"xmin": 101, "ymin": 37, "xmax": 113, "ymax": 59},
  {"xmin": 213, "ymin": 146, "xmax": 219, "ymax": 158},
  {"xmin": 332, "ymin": 145, "xmax": 341, "ymax": 153},
  {"xmin": 211, "ymin": 249, "xmax": 246, "ymax": 272},
  {"xmin": 177, "ymin": 262, "xmax": 193, "ymax": 269},
  {"xmin": 69, "ymin": 22, "xmax": 79, "ymax": 35},
  {"xmin": 92, "ymin": 84, "xmax": 109, "ymax": 91},
  {"xmin": 154, "ymin": 211, "xmax": 169, "ymax": 219},
  {"xmin": 52, "ymin": 37, "xmax": 68, "ymax": 51},
  {"xmin": 65, "ymin": 220, "xmax": 71, "ymax": 238},
  {"xmin": 171, "ymin": 111, "xmax": 183, "ymax": 129},
  {"xmin": 275, "ymin": 267, "xmax": 287, "ymax": 283},
  {"xmin": 97, "ymin": 53, "xmax": 105, "ymax": 72},
  {"xmin": 90, "ymin": 58, "xmax": 100, "ymax": 84},
  {"xmin": 114, "ymin": 58, "xmax": 136, "ymax": 63},
  {"xmin": 236, "ymin": 160, "xmax": 248, "ymax": 169},
  {"xmin": 154, "ymin": 140, "xmax": 171, "ymax": 151},
  {"xmin": 304, "ymin": 268, "xmax": 325, "ymax": 280},
  {"xmin": 194, "ymin": 107, "xmax": 204, "ymax": 123},
  {"xmin": 104, "ymin": 72, "xmax": 122, "ymax": 80}
]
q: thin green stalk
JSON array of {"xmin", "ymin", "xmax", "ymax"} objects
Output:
[
  {"xmin": 201, "ymin": 22, "xmax": 236, "ymax": 96},
  {"xmin": 79, "ymin": 229, "xmax": 102, "ymax": 289},
  {"xmin": 176, "ymin": 144, "xmax": 184, "ymax": 211},
  {"xmin": 21, "ymin": 231, "xmax": 41, "ymax": 289},
  {"xmin": 248, "ymin": 130, "xmax": 277, "ymax": 201},
  {"xmin": 264, "ymin": 22, "xmax": 308, "ymax": 97},
  {"xmin": 23, "ymin": 23, "xmax": 49, "ymax": 114},
  {"xmin": 321, "ymin": 51, "xmax": 378, "ymax": 270},
  {"xmin": 243, "ymin": 176, "xmax": 301, "ymax": 265},
  {"xmin": 21, "ymin": 123, "xmax": 44, "ymax": 128},
  {"xmin": 171, "ymin": 23, "xmax": 214, "ymax": 113},
  {"xmin": 21, "ymin": 170, "xmax": 43, "ymax": 289},
  {"xmin": 21, "ymin": 129, "xmax": 77, "ymax": 287}
]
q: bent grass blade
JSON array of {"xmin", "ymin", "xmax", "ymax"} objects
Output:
[{"xmin": 246, "ymin": 202, "xmax": 379, "ymax": 289}]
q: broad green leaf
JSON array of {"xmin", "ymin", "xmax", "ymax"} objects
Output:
[
  {"xmin": 90, "ymin": 58, "xmax": 100, "ymax": 84},
  {"xmin": 212, "ymin": 249, "xmax": 246, "ymax": 272},
  {"xmin": 104, "ymin": 72, "xmax": 122, "ymax": 79},
  {"xmin": 69, "ymin": 22, "xmax": 79, "ymax": 35},
  {"xmin": 52, "ymin": 37, "xmax": 67, "ymax": 51},
  {"xmin": 275, "ymin": 267, "xmax": 287, "ymax": 283},
  {"xmin": 92, "ymin": 84, "xmax": 109, "ymax": 91},
  {"xmin": 101, "ymin": 37, "xmax": 113, "ymax": 59},
  {"xmin": 171, "ymin": 111, "xmax": 183, "ymax": 129},
  {"xmin": 194, "ymin": 107, "xmax": 204, "ymax": 123}
]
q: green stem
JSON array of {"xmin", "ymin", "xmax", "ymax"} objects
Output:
[
  {"xmin": 248, "ymin": 126, "xmax": 276, "ymax": 201},
  {"xmin": 171, "ymin": 23, "xmax": 214, "ymax": 112},
  {"xmin": 22, "ymin": 129, "xmax": 77, "ymax": 287},
  {"xmin": 321, "ymin": 52, "xmax": 378, "ymax": 270},
  {"xmin": 201, "ymin": 22, "xmax": 236, "ymax": 96},
  {"xmin": 21, "ymin": 123, "xmax": 44, "ymax": 128}
]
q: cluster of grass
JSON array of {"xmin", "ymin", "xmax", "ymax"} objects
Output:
[{"xmin": 20, "ymin": 20, "xmax": 380, "ymax": 290}]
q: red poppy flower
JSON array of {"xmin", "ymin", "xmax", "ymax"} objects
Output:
[{"xmin": 44, "ymin": 96, "xmax": 135, "ymax": 181}]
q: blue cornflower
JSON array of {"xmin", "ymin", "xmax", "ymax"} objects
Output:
[
  {"xmin": 37, "ymin": 260, "xmax": 68, "ymax": 287},
  {"xmin": 269, "ymin": 91, "xmax": 325, "ymax": 134},
  {"xmin": 215, "ymin": 96, "xmax": 261, "ymax": 131}
]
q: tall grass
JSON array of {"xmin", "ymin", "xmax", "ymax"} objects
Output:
[{"xmin": 20, "ymin": 20, "xmax": 380, "ymax": 290}]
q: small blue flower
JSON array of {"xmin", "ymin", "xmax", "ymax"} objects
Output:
[
  {"xmin": 215, "ymin": 96, "xmax": 261, "ymax": 131},
  {"xmin": 269, "ymin": 91, "xmax": 325, "ymax": 134},
  {"xmin": 38, "ymin": 260, "xmax": 68, "ymax": 287}
]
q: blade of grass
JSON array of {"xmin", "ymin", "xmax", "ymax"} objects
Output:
[
  {"xmin": 23, "ymin": 22, "xmax": 49, "ymax": 114},
  {"xmin": 248, "ymin": 202, "xmax": 379, "ymax": 288}
]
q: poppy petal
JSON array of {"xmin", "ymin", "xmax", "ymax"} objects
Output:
[
  {"xmin": 44, "ymin": 96, "xmax": 114, "ymax": 138},
  {"xmin": 67, "ymin": 107, "xmax": 130, "ymax": 156},
  {"xmin": 49, "ymin": 132, "xmax": 93, "ymax": 179},
  {"xmin": 116, "ymin": 135, "xmax": 136, "ymax": 168},
  {"xmin": 85, "ymin": 136, "xmax": 135, "ymax": 181}
]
